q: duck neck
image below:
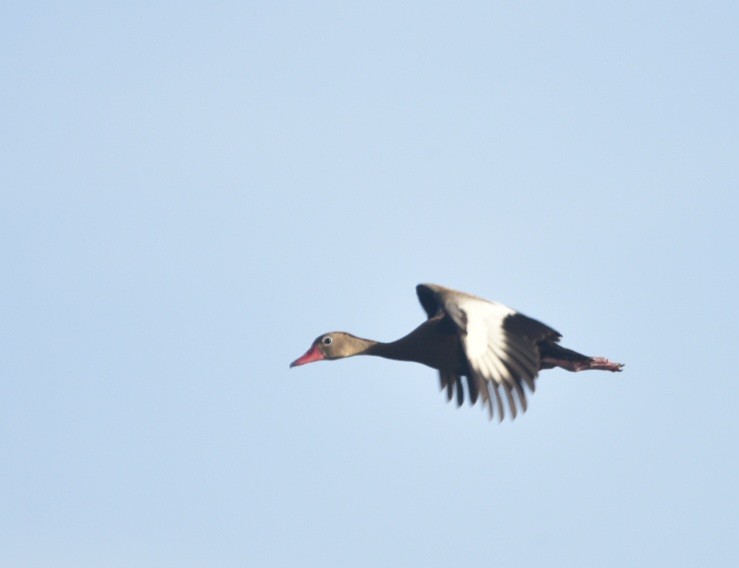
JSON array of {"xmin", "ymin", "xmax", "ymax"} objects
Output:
[
  {"xmin": 346, "ymin": 335, "xmax": 380, "ymax": 357},
  {"xmin": 364, "ymin": 336, "xmax": 419, "ymax": 363}
]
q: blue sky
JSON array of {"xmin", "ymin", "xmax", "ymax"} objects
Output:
[{"xmin": 1, "ymin": 2, "xmax": 738, "ymax": 566}]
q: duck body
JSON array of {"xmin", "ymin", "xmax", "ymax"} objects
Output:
[{"xmin": 291, "ymin": 284, "xmax": 623, "ymax": 421}]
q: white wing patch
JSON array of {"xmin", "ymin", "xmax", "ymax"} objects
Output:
[
  {"xmin": 457, "ymin": 297, "xmax": 514, "ymax": 360},
  {"xmin": 453, "ymin": 296, "xmax": 540, "ymax": 421}
]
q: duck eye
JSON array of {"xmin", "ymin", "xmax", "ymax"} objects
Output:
[{"xmin": 322, "ymin": 336, "xmax": 332, "ymax": 345}]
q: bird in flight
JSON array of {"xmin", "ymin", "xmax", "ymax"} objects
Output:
[{"xmin": 291, "ymin": 284, "xmax": 623, "ymax": 421}]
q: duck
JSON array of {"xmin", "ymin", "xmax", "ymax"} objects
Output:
[{"xmin": 290, "ymin": 284, "xmax": 623, "ymax": 421}]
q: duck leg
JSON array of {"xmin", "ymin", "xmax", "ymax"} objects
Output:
[{"xmin": 538, "ymin": 342, "xmax": 624, "ymax": 372}]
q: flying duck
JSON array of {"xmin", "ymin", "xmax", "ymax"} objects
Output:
[{"xmin": 290, "ymin": 284, "xmax": 623, "ymax": 421}]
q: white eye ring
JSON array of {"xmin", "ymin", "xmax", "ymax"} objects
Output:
[{"xmin": 322, "ymin": 336, "xmax": 332, "ymax": 345}]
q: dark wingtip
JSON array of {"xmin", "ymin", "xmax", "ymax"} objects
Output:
[{"xmin": 415, "ymin": 284, "xmax": 441, "ymax": 319}]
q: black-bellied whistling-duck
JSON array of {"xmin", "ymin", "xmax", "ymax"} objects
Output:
[{"xmin": 290, "ymin": 284, "xmax": 623, "ymax": 421}]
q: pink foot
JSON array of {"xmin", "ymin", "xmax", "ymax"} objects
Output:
[
  {"xmin": 541, "ymin": 355, "xmax": 624, "ymax": 373},
  {"xmin": 584, "ymin": 357, "xmax": 624, "ymax": 372}
]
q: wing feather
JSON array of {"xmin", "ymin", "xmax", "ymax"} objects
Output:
[
  {"xmin": 466, "ymin": 376, "xmax": 479, "ymax": 404},
  {"xmin": 502, "ymin": 382, "xmax": 517, "ymax": 420},
  {"xmin": 489, "ymin": 380, "xmax": 504, "ymax": 422},
  {"xmin": 501, "ymin": 359, "xmax": 528, "ymax": 412}
]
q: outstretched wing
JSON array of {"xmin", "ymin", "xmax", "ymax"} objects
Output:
[{"xmin": 416, "ymin": 283, "xmax": 561, "ymax": 421}]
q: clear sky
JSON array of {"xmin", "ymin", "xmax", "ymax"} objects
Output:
[{"xmin": 1, "ymin": 2, "xmax": 738, "ymax": 566}]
